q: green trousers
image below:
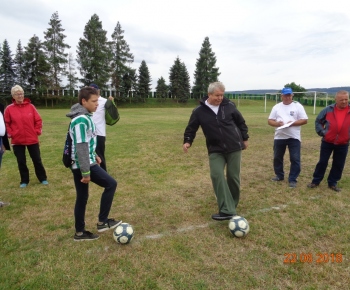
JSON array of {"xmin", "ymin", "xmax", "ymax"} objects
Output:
[{"xmin": 209, "ymin": 151, "xmax": 241, "ymax": 215}]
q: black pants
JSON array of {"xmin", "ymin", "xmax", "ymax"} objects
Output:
[
  {"xmin": 96, "ymin": 135, "xmax": 107, "ymax": 172},
  {"xmin": 72, "ymin": 165, "xmax": 117, "ymax": 232},
  {"xmin": 311, "ymin": 141, "xmax": 349, "ymax": 187},
  {"xmin": 13, "ymin": 143, "xmax": 47, "ymax": 184}
]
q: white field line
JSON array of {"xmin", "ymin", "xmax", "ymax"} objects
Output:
[
  {"xmin": 136, "ymin": 197, "xmax": 323, "ymax": 242},
  {"xmin": 144, "ymin": 224, "xmax": 209, "ymax": 240},
  {"xmin": 98, "ymin": 196, "xmax": 323, "ymax": 250}
]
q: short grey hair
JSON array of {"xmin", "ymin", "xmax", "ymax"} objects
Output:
[
  {"xmin": 335, "ymin": 90, "xmax": 349, "ymax": 98},
  {"xmin": 208, "ymin": 82, "xmax": 225, "ymax": 94},
  {"xmin": 11, "ymin": 85, "xmax": 24, "ymax": 96}
]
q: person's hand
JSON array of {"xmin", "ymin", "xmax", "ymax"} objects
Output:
[
  {"xmin": 81, "ymin": 176, "xmax": 90, "ymax": 184},
  {"xmin": 96, "ymin": 156, "xmax": 101, "ymax": 164},
  {"xmin": 108, "ymin": 96, "xmax": 114, "ymax": 100},
  {"xmin": 183, "ymin": 143, "xmax": 191, "ymax": 153},
  {"xmin": 243, "ymin": 140, "xmax": 249, "ymax": 150}
]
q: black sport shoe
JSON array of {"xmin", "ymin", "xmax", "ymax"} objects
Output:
[
  {"xmin": 271, "ymin": 176, "xmax": 284, "ymax": 181},
  {"xmin": 0, "ymin": 201, "xmax": 10, "ymax": 207},
  {"xmin": 97, "ymin": 219, "xmax": 122, "ymax": 232},
  {"xmin": 211, "ymin": 212, "xmax": 235, "ymax": 221},
  {"xmin": 328, "ymin": 185, "xmax": 341, "ymax": 192},
  {"xmin": 307, "ymin": 183, "xmax": 319, "ymax": 188},
  {"xmin": 74, "ymin": 231, "xmax": 99, "ymax": 241},
  {"xmin": 289, "ymin": 182, "xmax": 297, "ymax": 188}
]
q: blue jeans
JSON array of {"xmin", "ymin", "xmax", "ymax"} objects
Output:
[
  {"xmin": 273, "ymin": 138, "xmax": 301, "ymax": 183},
  {"xmin": 311, "ymin": 141, "xmax": 349, "ymax": 187},
  {"xmin": 72, "ymin": 164, "xmax": 117, "ymax": 232}
]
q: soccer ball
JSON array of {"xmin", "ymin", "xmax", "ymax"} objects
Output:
[
  {"xmin": 228, "ymin": 216, "xmax": 249, "ymax": 238},
  {"xmin": 113, "ymin": 223, "xmax": 134, "ymax": 244}
]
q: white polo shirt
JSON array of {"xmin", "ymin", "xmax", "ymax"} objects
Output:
[
  {"xmin": 92, "ymin": 96, "xmax": 107, "ymax": 137},
  {"xmin": 268, "ymin": 101, "xmax": 308, "ymax": 141}
]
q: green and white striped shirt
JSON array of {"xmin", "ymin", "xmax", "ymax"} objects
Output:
[{"xmin": 70, "ymin": 114, "xmax": 97, "ymax": 170}]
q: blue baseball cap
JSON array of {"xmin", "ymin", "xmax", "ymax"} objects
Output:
[
  {"xmin": 89, "ymin": 83, "xmax": 99, "ymax": 89},
  {"xmin": 281, "ymin": 87, "xmax": 293, "ymax": 95}
]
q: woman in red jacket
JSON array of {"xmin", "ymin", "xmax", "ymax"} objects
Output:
[{"xmin": 4, "ymin": 85, "xmax": 48, "ymax": 188}]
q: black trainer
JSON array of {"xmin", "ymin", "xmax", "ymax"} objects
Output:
[
  {"xmin": 289, "ymin": 182, "xmax": 297, "ymax": 188},
  {"xmin": 307, "ymin": 183, "xmax": 319, "ymax": 188},
  {"xmin": 74, "ymin": 231, "xmax": 99, "ymax": 241},
  {"xmin": 212, "ymin": 212, "xmax": 235, "ymax": 221},
  {"xmin": 271, "ymin": 176, "xmax": 284, "ymax": 181},
  {"xmin": 0, "ymin": 201, "xmax": 10, "ymax": 207},
  {"xmin": 328, "ymin": 185, "xmax": 341, "ymax": 192},
  {"xmin": 97, "ymin": 219, "xmax": 122, "ymax": 232}
]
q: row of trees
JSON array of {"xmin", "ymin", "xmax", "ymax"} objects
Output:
[{"xmin": 0, "ymin": 12, "xmax": 220, "ymax": 102}]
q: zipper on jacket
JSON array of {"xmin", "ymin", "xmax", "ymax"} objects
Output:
[
  {"xmin": 215, "ymin": 115, "xmax": 227, "ymax": 150},
  {"xmin": 221, "ymin": 107, "xmax": 225, "ymax": 120}
]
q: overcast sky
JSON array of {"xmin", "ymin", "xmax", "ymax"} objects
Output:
[{"xmin": 1, "ymin": 0, "xmax": 349, "ymax": 91}]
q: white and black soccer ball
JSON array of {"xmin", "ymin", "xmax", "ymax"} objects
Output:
[
  {"xmin": 113, "ymin": 223, "xmax": 134, "ymax": 244},
  {"xmin": 228, "ymin": 216, "xmax": 249, "ymax": 238}
]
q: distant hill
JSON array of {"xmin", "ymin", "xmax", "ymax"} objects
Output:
[{"xmin": 227, "ymin": 87, "xmax": 350, "ymax": 95}]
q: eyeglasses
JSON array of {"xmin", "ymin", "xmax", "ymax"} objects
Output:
[{"xmin": 14, "ymin": 93, "xmax": 24, "ymax": 96}]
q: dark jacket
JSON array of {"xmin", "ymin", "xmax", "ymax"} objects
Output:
[
  {"xmin": 184, "ymin": 97, "xmax": 249, "ymax": 154},
  {"xmin": 315, "ymin": 104, "xmax": 350, "ymax": 145},
  {"xmin": 0, "ymin": 103, "xmax": 10, "ymax": 150}
]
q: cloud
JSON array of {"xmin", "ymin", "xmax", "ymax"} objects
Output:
[{"xmin": 1, "ymin": 0, "xmax": 350, "ymax": 90}]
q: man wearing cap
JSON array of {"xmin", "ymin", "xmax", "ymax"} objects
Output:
[
  {"xmin": 89, "ymin": 83, "xmax": 114, "ymax": 172},
  {"xmin": 268, "ymin": 87, "xmax": 308, "ymax": 188}
]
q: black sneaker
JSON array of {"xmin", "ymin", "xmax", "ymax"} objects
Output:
[
  {"xmin": 0, "ymin": 201, "xmax": 10, "ymax": 207},
  {"xmin": 271, "ymin": 176, "xmax": 284, "ymax": 181},
  {"xmin": 97, "ymin": 218, "xmax": 122, "ymax": 232},
  {"xmin": 211, "ymin": 212, "xmax": 235, "ymax": 221},
  {"xmin": 74, "ymin": 231, "xmax": 99, "ymax": 241},
  {"xmin": 307, "ymin": 183, "xmax": 319, "ymax": 188},
  {"xmin": 328, "ymin": 185, "xmax": 341, "ymax": 192},
  {"xmin": 289, "ymin": 182, "xmax": 297, "ymax": 188}
]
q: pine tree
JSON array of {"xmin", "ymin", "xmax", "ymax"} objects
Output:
[
  {"xmin": 180, "ymin": 61, "xmax": 191, "ymax": 102},
  {"xmin": 155, "ymin": 76, "xmax": 168, "ymax": 99},
  {"xmin": 44, "ymin": 11, "xmax": 71, "ymax": 89},
  {"xmin": 111, "ymin": 22, "xmax": 134, "ymax": 96},
  {"xmin": 14, "ymin": 40, "xmax": 27, "ymax": 87},
  {"xmin": 137, "ymin": 60, "xmax": 151, "ymax": 99},
  {"xmin": 169, "ymin": 57, "xmax": 182, "ymax": 99},
  {"xmin": 169, "ymin": 57, "xmax": 190, "ymax": 102},
  {"xmin": 66, "ymin": 52, "xmax": 79, "ymax": 90},
  {"xmin": 23, "ymin": 34, "xmax": 51, "ymax": 91},
  {"xmin": 0, "ymin": 39, "xmax": 16, "ymax": 91},
  {"xmin": 120, "ymin": 68, "xmax": 137, "ymax": 100},
  {"xmin": 193, "ymin": 37, "xmax": 220, "ymax": 98},
  {"xmin": 76, "ymin": 14, "xmax": 112, "ymax": 88}
]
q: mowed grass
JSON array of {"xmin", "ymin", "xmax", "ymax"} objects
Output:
[{"xmin": 0, "ymin": 100, "xmax": 349, "ymax": 290}]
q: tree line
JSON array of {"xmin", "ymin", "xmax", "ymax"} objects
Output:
[{"xmin": 0, "ymin": 12, "xmax": 220, "ymax": 103}]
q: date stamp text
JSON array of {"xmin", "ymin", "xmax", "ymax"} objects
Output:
[{"xmin": 283, "ymin": 253, "xmax": 343, "ymax": 264}]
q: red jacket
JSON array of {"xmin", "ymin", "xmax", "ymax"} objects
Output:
[
  {"xmin": 315, "ymin": 104, "xmax": 350, "ymax": 145},
  {"xmin": 4, "ymin": 98, "xmax": 42, "ymax": 145}
]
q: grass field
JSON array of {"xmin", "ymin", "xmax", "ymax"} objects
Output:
[{"xmin": 0, "ymin": 100, "xmax": 349, "ymax": 289}]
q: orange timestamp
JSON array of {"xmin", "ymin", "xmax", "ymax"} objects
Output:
[{"xmin": 284, "ymin": 253, "xmax": 343, "ymax": 264}]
